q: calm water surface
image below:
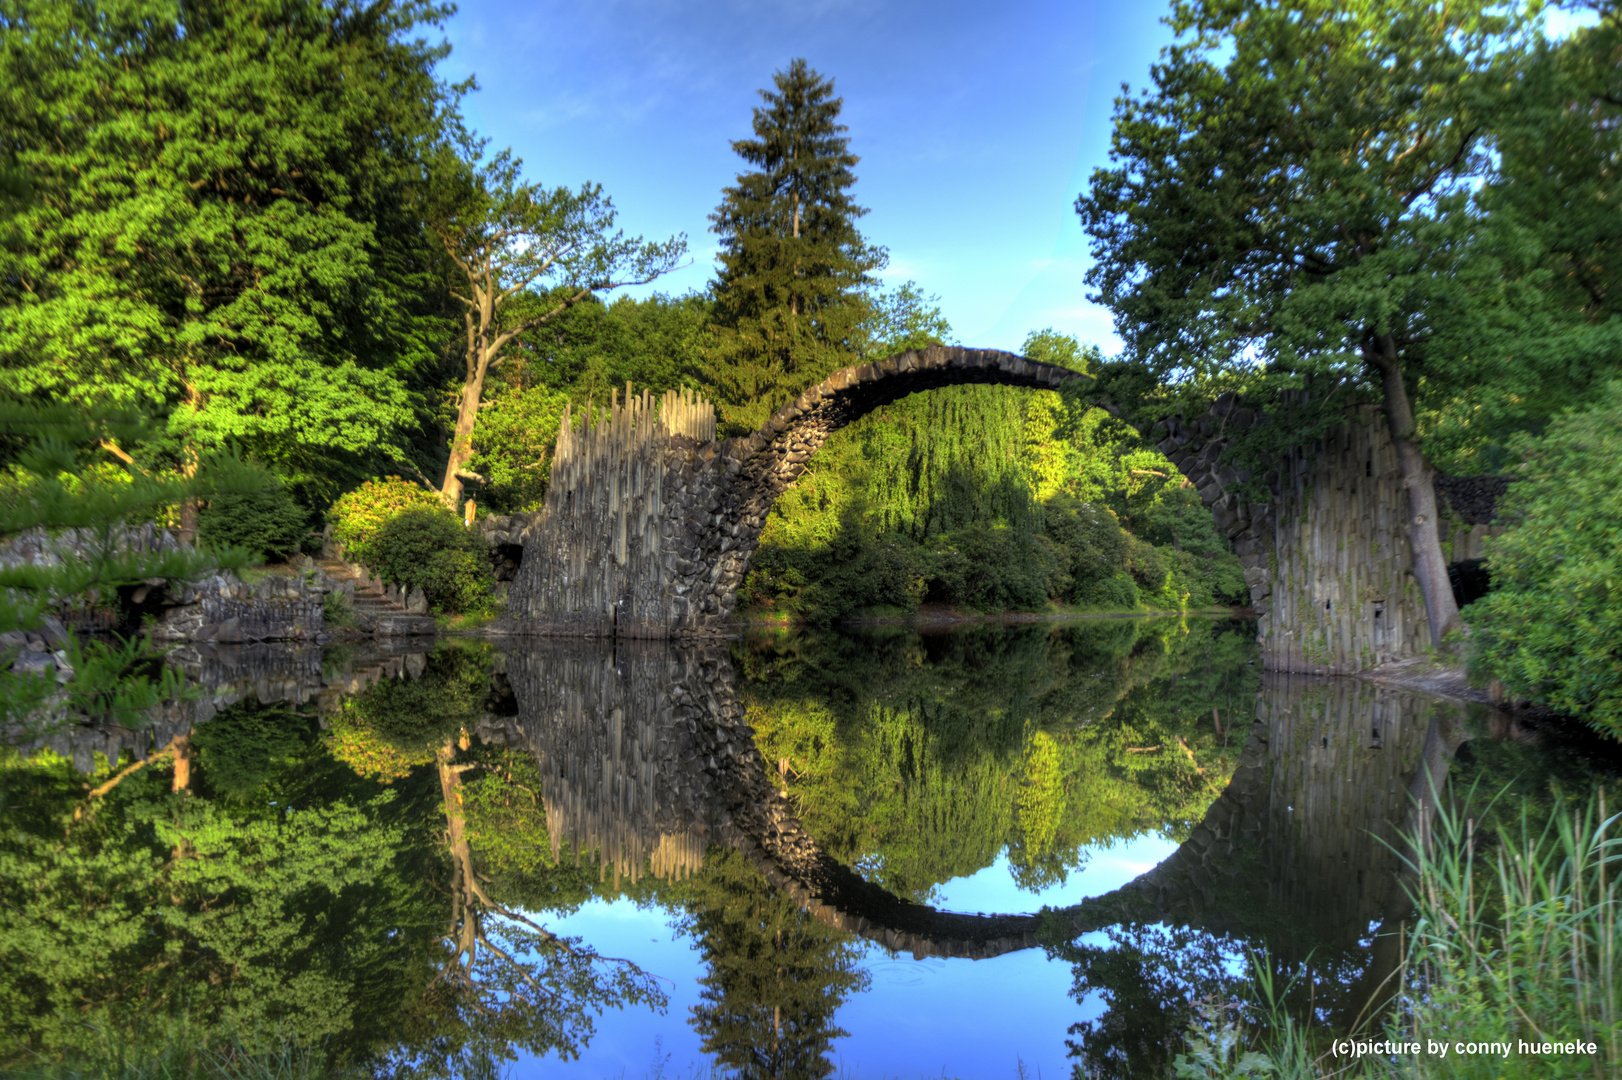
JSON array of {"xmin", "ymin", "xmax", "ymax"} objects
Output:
[{"xmin": 5, "ymin": 617, "xmax": 1618, "ymax": 1079}]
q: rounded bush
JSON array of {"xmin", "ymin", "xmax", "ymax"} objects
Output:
[
  {"xmin": 370, "ymin": 506, "xmax": 493, "ymax": 615},
  {"xmin": 1079, "ymin": 571, "xmax": 1140, "ymax": 610},
  {"xmin": 197, "ymin": 484, "xmax": 309, "ymax": 562},
  {"xmin": 328, "ymin": 477, "xmax": 447, "ymax": 566}
]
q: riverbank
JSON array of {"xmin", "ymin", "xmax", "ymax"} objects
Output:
[{"xmin": 732, "ymin": 602, "xmax": 1248, "ymax": 632}]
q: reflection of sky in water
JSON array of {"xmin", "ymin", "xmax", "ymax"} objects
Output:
[{"xmin": 515, "ymin": 832, "xmax": 1179, "ymax": 1077}]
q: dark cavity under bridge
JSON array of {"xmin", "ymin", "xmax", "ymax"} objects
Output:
[{"xmin": 500, "ymin": 345, "xmax": 1502, "ymax": 674}]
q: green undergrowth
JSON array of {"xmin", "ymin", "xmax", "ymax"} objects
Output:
[
  {"xmin": 0, "ymin": 1020, "xmax": 360, "ymax": 1080},
  {"xmin": 1173, "ymin": 785, "xmax": 1621, "ymax": 1080}
]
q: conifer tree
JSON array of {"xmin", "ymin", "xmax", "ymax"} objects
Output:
[{"xmin": 708, "ymin": 59, "xmax": 886, "ymax": 433}]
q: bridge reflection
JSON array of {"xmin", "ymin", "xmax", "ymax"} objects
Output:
[{"xmin": 478, "ymin": 639, "xmax": 1483, "ymax": 976}]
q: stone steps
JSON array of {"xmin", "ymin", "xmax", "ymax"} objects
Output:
[{"xmin": 316, "ymin": 560, "xmax": 436, "ymax": 636}]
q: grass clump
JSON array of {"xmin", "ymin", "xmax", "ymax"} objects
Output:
[
  {"xmin": 0, "ymin": 1021, "xmax": 359, "ymax": 1080},
  {"xmin": 1172, "ymin": 785, "xmax": 1621, "ymax": 1080}
]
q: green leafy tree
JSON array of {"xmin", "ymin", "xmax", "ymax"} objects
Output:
[
  {"xmin": 709, "ymin": 59, "xmax": 887, "ymax": 433},
  {"xmin": 423, "ymin": 148, "xmax": 686, "ymax": 507},
  {"xmin": 1425, "ymin": 0, "xmax": 1622, "ymax": 470},
  {"xmin": 683, "ymin": 847, "xmax": 869, "ymax": 1080},
  {"xmin": 0, "ymin": 0, "xmax": 463, "ymax": 510},
  {"xmin": 196, "ymin": 482, "xmax": 309, "ymax": 563},
  {"xmin": 1075, "ymin": 0, "xmax": 1539, "ymax": 646},
  {"xmin": 1464, "ymin": 380, "xmax": 1622, "ymax": 738},
  {"xmin": 857, "ymin": 280, "xmax": 954, "ymax": 358},
  {"xmin": 370, "ymin": 507, "xmax": 493, "ymax": 614}
]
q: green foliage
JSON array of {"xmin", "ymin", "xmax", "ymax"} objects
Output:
[
  {"xmin": 0, "ymin": 0, "xmax": 464, "ymax": 489},
  {"xmin": 326, "ymin": 477, "xmax": 445, "ymax": 567},
  {"xmin": 339, "ymin": 642, "xmax": 493, "ymax": 754},
  {"xmin": 1076, "ymin": 0, "xmax": 1530, "ymax": 441},
  {"xmin": 370, "ymin": 507, "xmax": 493, "ymax": 615},
  {"xmin": 0, "ymin": 400, "xmax": 267, "ymax": 735},
  {"xmin": 0, "ymin": 743, "xmax": 416, "ymax": 1064},
  {"xmin": 320, "ymin": 589, "xmax": 360, "ymax": 633},
  {"xmin": 466, "ymin": 385, "xmax": 570, "ymax": 514},
  {"xmin": 857, "ymin": 280, "xmax": 954, "ymax": 357},
  {"xmin": 681, "ymin": 846, "xmax": 870, "ymax": 1078},
  {"xmin": 0, "ymin": 1019, "xmax": 362, "ymax": 1080},
  {"xmin": 1464, "ymin": 380, "xmax": 1622, "ymax": 737},
  {"xmin": 191, "ymin": 701, "xmax": 312, "ymax": 802},
  {"xmin": 1058, "ymin": 923, "xmax": 1254, "ymax": 1080},
  {"xmin": 196, "ymin": 483, "xmax": 310, "ymax": 563},
  {"xmin": 708, "ymin": 58, "xmax": 887, "ymax": 433},
  {"xmin": 1166, "ymin": 785, "xmax": 1622, "ymax": 1080}
]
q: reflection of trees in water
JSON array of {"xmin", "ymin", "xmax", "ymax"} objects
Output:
[
  {"xmin": 0, "ymin": 643, "xmax": 664, "ymax": 1076},
  {"xmin": 1052, "ymin": 923, "xmax": 1245, "ymax": 1080},
  {"xmin": 738, "ymin": 618, "xmax": 1260, "ymax": 900},
  {"xmin": 1052, "ymin": 922, "xmax": 1380, "ymax": 1080},
  {"xmin": 1040, "ymin": 672, "xmax": 1617, "ymax": 1079},
  {"xmin": 681, "ymin": 847, "xmax": 870, "ymax": 1080}
]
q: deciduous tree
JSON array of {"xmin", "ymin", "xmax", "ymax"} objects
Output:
[
  {"xmin": 425, "ymin": 149, "xmax": 685, "ymax": 507},
  {"xmin": 0, "ymin": 0, "xmax": 462, "ymax": 508},
  {"xmin": 1076, "ymin": 0, "xmax": 1530, "ymax": 645}
]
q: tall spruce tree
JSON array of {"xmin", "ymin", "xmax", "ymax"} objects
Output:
[{"xmin": 708, "ymin": 59, "xmax": 886, "ymax": 434}]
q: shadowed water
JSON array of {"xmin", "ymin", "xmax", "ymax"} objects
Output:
[{"xmin": 3, "ymin": 618, "xmax": 1617, "ymax": 1078}]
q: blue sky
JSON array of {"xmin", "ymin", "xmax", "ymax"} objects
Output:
[{"xmin": 434, "ymin": 1, "xmax": 1181, "ymax": 355}]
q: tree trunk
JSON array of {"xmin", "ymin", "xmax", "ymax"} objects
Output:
[
  {"xmin": 440, "ymin": 348, "xmax": 491, "ymax": 508},
  {"xmin": 1368, "ymin": 338, "xmax": 1460, "ymax": 647},
  {"xmin": 170, "ymin": 734, "xmax": 192, "ymax": 793}
]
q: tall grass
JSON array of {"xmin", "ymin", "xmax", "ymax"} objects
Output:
[
  {"xmin": 1173, "ymin": 786, "xmax": 1621, "ymax": 1080},
  {"xmin": 0, "ymin": 1022, "xmax": 358, "ymax": 1080}
]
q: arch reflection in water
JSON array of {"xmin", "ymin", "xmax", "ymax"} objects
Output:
[{"xmin": 485, "ymin": 638, "xmax": 1467, "ymax": 974}]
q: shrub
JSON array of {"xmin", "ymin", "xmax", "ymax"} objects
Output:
[
  {"xmin": 327, "ymin": 477, "xmax": 446, "ymax": 566},
  {"xmin": 1123, "ymin": 532, "xmax": 1172, "ymax": 599},
  {"xmin": 1077, "ymin": 570, "xmax": 1140, "ymax": 610},
  {"xmin": 931, "ymin": 524, "xmax": 1060, "ymax": 611},
  {"xmin": 1464, "ymin": 380, "xmax": 1622, "ymax": 738},
  {"xmin": 1043, "ymin": 497, "xmax": 1131, "ymax": 604},
  {"xmin": 370, "ymin": 507, "xmax": 493, "ymax": 615},
  {"xmin": 197, "ymin": 484, "xmax": 309, "ymax": 562}
]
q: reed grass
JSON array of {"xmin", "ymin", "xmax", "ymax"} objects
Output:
[
  {"xmin": 1174, "ymin": 785, "xmax": 1621, "ymax": 1080},
  {"xmin": 0, "ymin": 1022, "xmax": 358, "ymax": 1080}
]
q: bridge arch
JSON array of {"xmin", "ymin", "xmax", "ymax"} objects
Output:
[
  {"xmin": 505, "ymin": 346, "xmax": 1093, "ymax": 638},
  {"xmin": 724, "ymin": 344, "xmax": 1086, "ymax": 527},
  {"xmin": 499, "ymin": 345, "xmax": 1495, "ymax": 672}
]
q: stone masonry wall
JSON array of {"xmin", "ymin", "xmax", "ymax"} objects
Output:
[
  {"xmin": 1152, "ymin": 400, "xmax": 1505, "ymax": 674},
  {"xmin": 149, "ymin": 570, "xmax": 326, "ymax": 644}
]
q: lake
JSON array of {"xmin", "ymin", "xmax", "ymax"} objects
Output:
[{"xmin": 4, "ymin": 617, "xmax": 1617, "ymax": 1078}]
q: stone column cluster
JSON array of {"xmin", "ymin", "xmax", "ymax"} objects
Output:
[{"xmin": 1150, "ymin": 397, "xmax": 1504, "ymax": 674}]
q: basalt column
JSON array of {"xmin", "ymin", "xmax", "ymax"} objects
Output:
[
  {"xmin": 1258, "ymin": 406, "xmax": 1432, "ymax": 673},
  {"xmin": 505, "ymin": 386, "xmax": 722, "ymax": 637},
  {"xmin": 1154, "ymin": 398, "xmax": 1496, "ymax": 674}
]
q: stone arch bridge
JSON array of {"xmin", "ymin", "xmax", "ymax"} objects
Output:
[{"xmin": 498, "ymin": 345, "xmax": 1500, "ymax": 673}]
